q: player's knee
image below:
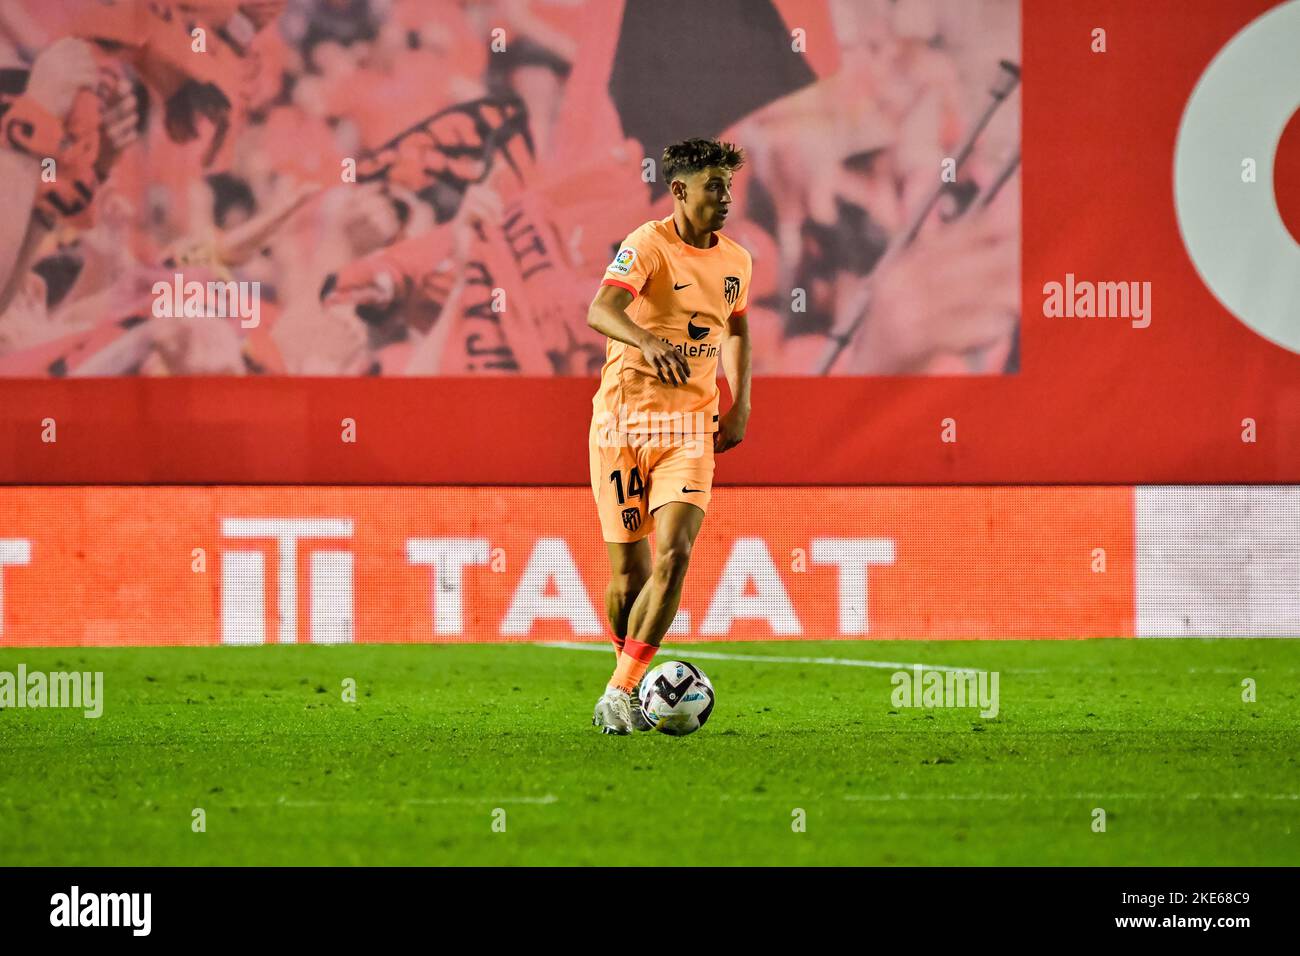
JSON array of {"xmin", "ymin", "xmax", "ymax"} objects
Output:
[{"xmin": 654, "ymin": 540, "xmax": 693, "ymax": 581}]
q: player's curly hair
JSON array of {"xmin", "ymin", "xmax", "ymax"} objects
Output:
[{"xmin": 662, "ymin": 138, "xmax": 746, "ymax": 182}]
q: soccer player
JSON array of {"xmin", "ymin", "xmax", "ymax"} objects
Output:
[{"xmin": 586, "ymin": 138, "xmax": 752, "ymax": 735}]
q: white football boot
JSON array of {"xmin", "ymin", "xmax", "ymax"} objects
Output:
[
  {"xmin": 592, "ymin": 688, "xmax": 634, "ymax": 735},
  {"xmin": 629, "ymin": 684, "xmax": 653, "ymax": 731}
]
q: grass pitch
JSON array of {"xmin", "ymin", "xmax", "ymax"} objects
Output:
[{"xmin": 1, "ymin": 639, "xmax": 1296, "ymax": 866}]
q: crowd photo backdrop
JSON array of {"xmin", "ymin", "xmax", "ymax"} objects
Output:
[
  {"xmin": 1, "ymin": 0, "xmax": 1297, "ymax": 487},
  {"xmin": 0, "ymin": 0, "xmax": 1019, "ymax": 380}
]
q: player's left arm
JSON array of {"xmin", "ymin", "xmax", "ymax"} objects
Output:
[{"xmin": 715, "ymin": 263, "xmax": 752, "ymax": 453}]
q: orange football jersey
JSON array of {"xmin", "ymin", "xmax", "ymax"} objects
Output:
[{"xmin": 594, "ymin": 216, "xmax": 752, "ymax": 434}]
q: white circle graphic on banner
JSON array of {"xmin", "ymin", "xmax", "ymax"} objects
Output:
[{"xmin": 1174, "ymin": 0, "xmax": 1300, "ymax": 354}]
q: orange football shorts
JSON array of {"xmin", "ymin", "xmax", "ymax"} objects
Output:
[{"xmin": 588, "ymin": 416, "xmax": 715, "ymax": 543}]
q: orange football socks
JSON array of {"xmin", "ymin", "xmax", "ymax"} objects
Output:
[{"xmin": 609, "ymin": 638, "xmax": 658, "ymax": 694}]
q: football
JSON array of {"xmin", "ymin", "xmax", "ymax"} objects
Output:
[{"xmin": 638, "ymin": 660, "xmax": 716, "ymax": 736}]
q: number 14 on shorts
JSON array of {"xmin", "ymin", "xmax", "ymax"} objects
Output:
[
  {"xmin": 611, "ymin": 468, "xmax": 644, "ymax": 532},
  {"xmin": 610, "ymin": 467, "xmax": 644, "ymax": 504}
]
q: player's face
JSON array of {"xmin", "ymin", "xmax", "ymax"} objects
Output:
[{"xmin": 678, "ymin": 166, "xmax": 734, "ymax": 232}]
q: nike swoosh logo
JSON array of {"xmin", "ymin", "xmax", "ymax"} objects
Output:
[
  {"xmin": 673, "ymin": 282, "xmax": 692, "ymax": 290},
  {"xmin": 682, "ymin": 486, "xmax": 704, "ymax": 494}
]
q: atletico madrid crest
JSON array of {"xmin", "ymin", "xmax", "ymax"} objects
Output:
[{"xmin": 723, "ymin": 276, "xmax": 740, "ymax": 305}]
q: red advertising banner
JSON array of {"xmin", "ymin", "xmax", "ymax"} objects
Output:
[{"xmin": 0, "ymin": 486, "xmax": 1136, "ymax": 645}]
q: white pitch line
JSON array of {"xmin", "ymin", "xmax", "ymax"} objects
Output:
[
  {"xmin": 539, "ymin": 641, "xmax": 1023, "ymax": 673},
  {"xmin": 404, "ymin": 795, "xmax": 558, "ymax": 806},
  {"xmin": 841, "ymin": 792, "xmax": 1300, "ymax": 802},
  {"xmin": 842, "ymin": 796, "xmax": 1300, "ymax": 806},
  {"xmin": 271, "ymin": 795, "xmax": 557, "ymax": 808},
  {"xmin": 713, "ymin": 792, "xmax": 1300, "ymax": 803}
]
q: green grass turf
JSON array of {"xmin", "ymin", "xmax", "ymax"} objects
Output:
[{"xmin": 0, "ymin": 640, "xmax": 1296, "ymax": 866}]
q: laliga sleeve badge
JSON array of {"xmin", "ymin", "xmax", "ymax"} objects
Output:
[{"xmin": 608, "ymin": 247, "xmax": 637, "ymax": 275}]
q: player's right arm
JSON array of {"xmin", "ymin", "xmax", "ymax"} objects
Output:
[{"xmin": 587, "ymin": 284, "xmax": 689, "ymax": 387}]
